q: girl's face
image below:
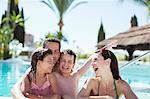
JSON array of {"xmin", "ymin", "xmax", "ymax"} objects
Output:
[
  {"xmin": 59, "ymin": 54, "xmax": 74, "ymax": 75},
  {"xmin": 38, "ymin": 54, "xmax": 54, "ymax": 73},
  {"xmin": 91, "ymin": 53, "xmax": 110, "ymax": 76}
]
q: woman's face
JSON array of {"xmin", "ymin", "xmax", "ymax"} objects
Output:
[
  {"xmin": 91, "ymin": 53, "xmax": 110, "ymax": 76},
  {"xmin": 38, "ymin": 54, "xmax": 54, "ymax": 73}
]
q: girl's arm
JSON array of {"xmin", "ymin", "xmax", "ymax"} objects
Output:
[{"xmin": 20, "ymin": 73, "xmax": 46, "ymax": 99}]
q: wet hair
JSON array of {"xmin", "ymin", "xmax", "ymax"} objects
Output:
[
  {"xmin": 61, "ymin": 49, "xmax": 76, "ymax": 63},
  {"xmin": 31, "ymin": 48, "xmax": 52, "ymax": 74},
  {"xmin": 43, "ymin": 38, "xmax": 61, "ymax": 50},
  {"xmin": 101, "ymin": 50, "xmax": 121, "ymax": 80}
]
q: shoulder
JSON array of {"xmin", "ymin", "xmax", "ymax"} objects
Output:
[
  {"xmin": 118, "ymin": 80, "xmax": 130, "ymax": 88},
  {"xmin": 47, "ymin": 73, "xmax": 58, "ymax": 85},
  {"xmin": 52, "ymin": 72, "xmax": 59, "ymax": 78},
  {"xmin": 89, "ymin": 77, "xmax": 100, "ymax": 83},
  {"xmin": 117, "ymin": 80, "xmax": 131, "ymax": 93},
  {"xmin": 83, "ymin": 77, "xmax": 100, "ymax": 89},
  {"xmin": 24, "ymin": 71, "xmax": 33, "ymax": 83},
  {"xmin": 48, "ymin": 73, "xmax": 56, "ymax": 79}
]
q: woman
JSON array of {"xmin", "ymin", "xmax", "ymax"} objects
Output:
[{"xmin": 78, "ymin": 50, "xmax": 138, "ymax": 99}]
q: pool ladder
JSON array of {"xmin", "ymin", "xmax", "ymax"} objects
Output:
[{"xmin": 120, "ymin": 51, "xmax": 150, "ymax": 71}]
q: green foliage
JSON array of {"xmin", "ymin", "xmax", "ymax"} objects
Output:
[
  {"xmin": 0, "ymin": 26, "xmax": 13, "ymax": 44},
  {"xmin": 77, "ymin": 53, "xmax": 91, "ymax": 59},
  {"xmin": 45, "ymin": 32, "xmax": 55, "ymax": 39},
  {"xmin": 56, "ymin": 31, "xmax": 68, "ymax": 42},
  {"xmin": 116, "ymin": 55, "xmax": 127, "ymax": 61},
  {"xmin": 0, "ymin": 12, "xmax": 24, "ymax": 59},
  {"xmin": 44, "ymin": 31, "xmax": 68, "ymax": 42},
  {"xmin": 140, "ymin": 56, "xmax": 150, "ymax": 62},
  {"xmin": 20, "ymin": 51, "xmax": 32, "ymax": 56}
]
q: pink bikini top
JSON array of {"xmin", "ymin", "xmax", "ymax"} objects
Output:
[{"xmin": 30, "ymin": 75, "xmax": 52, "ymax": 96}]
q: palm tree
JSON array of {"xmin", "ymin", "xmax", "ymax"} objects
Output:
[
  {"xmin": 120, "ymin": 0, "xmax": 150, "ymax": 11},
  {"xmin": 41, "ymin": 0, "xmax": 87, "ymax": 40}
]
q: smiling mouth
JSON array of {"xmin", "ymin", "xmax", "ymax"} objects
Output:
[
  {"xmin": 94, "ymin": 68, "xmax": 98, "ymax": 72},
  {"xmin": 62, "ymin": 66, "xmax": 69, "ymax": 70}
]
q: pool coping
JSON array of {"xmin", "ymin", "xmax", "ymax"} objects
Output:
[{"xmin": 0, "ymin": 97, "xmax": 13, "ymax": 99}]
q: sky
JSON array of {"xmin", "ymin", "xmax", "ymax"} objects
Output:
[{"xmin": 0, "ymin": 0, "xmax": 148, "ymax": 53}]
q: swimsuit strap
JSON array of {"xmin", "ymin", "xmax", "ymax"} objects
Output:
[
  {"xmin": 97, "ymin": 78, "xmax": 100, "ymax": 96},
  {"xmin": 114, "ymin": 79, "xmax": 119, "ymax": 99}
]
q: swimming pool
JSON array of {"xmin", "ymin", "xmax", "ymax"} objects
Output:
[
  {"xmin": 0, "ymin": 58, "xmax": 150, "ymax": 98},
  {"xmin": 0, "ymin": 58, "xmax": 30, "ymax": 96}
]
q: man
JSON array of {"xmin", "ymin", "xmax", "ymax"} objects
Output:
[{"xmin": 11, "ymin": 38, "xmax": 61, "ymax": 99}]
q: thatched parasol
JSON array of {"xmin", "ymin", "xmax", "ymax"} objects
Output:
[{"xmin": 97, "ymin": 24, "xmax": 150, "ymax": 60}]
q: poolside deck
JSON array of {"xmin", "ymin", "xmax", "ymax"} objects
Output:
[{"xmin": 0, "ymin": 97, "xmax": 12, "ymax": 99}]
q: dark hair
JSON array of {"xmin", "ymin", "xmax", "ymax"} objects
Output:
[
  {"xmin": 101, "ymin": 50, "xmax": 121, "ymax": 80},
  {"xmin": 43, "ymin": 38, "xmax": 61, "ymax": 50},
  {"xmin": 61, "ymin": 49, "xmax": 76, "ymax": 63},
  {"xmin": 31, "ymin": 48, "xmax": 52, "ymax": 74}
]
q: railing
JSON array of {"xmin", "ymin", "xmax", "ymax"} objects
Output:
[{"xmin": 120, "ymin": 51, "xmax": 150, "ymax": 71}]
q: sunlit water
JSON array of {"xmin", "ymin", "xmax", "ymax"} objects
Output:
[{"xmin": 0, "ymin": 58, "xmax": 150, "ymax": 99}]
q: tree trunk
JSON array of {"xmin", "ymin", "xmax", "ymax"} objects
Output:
[
  {"xmin": 58, "ymin": 17, "xmax": 64, "ymax": 32},
  {"xmin": 127, "ymin": 47, "xmax": 135, "ymax": 61},
  {"xmin": 3, "ymin": 44, "xmax": 11, "ymax": 60}
]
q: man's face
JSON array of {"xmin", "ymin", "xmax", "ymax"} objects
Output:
[{"xmin": 45, "ymin": 42, "xmax": 60, "ymax": 64}]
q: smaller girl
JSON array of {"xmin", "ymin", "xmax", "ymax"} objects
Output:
[{"xmin": 20, "ymin": 48, "xmax": 60, "ymax": 99}]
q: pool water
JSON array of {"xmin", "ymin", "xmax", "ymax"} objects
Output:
[
  {"xmin": 0, "ymin": 59, "xmax": 30, "ymax": 96},
  {"xmin": 78, "ymin": 61, "xmax": 150, "ymax": 99},
  {"xmin": 0, "ymin": 59, "xmax": 150, "ymax": 99}
]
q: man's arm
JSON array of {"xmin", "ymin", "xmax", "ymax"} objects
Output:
[{"xmin": 49, "ymin": 73, "xmax": 58, "ymax": 94}]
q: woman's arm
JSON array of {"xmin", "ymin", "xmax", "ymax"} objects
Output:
[
  {"xmin": 121, "ymin": 80, "xmax": 138, "ymax": 99},
  {"xmin": 64, "ymin": 95, "xmax": 113, "ymax": 99},
  {"xmin": 78, "ymin": 78, "xmax": 99, "ymax": 97}
]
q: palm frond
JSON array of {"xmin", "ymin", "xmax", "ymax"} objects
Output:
[
  {"xmin": 69, "ymin": 1, "xmax": 87, "ymax": 12},
  {"xmin": 119, "ymin": 0, "xmax": 148, "ymax": 6},
  {"xmin": 41, "ymin": 0, "xmax": 56, "ymax": 13},
  {"xmin": 132, "ymin": 0, "xmax": 148, "ymax": 6},
  {"xmin": 53, "ymin": 0, "xmax": 65, "ymax": 17}
]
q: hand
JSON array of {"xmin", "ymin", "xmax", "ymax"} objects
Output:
[{"xmin": 99, "ymin": 40, "xmax": 118, "ymax": 52}]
